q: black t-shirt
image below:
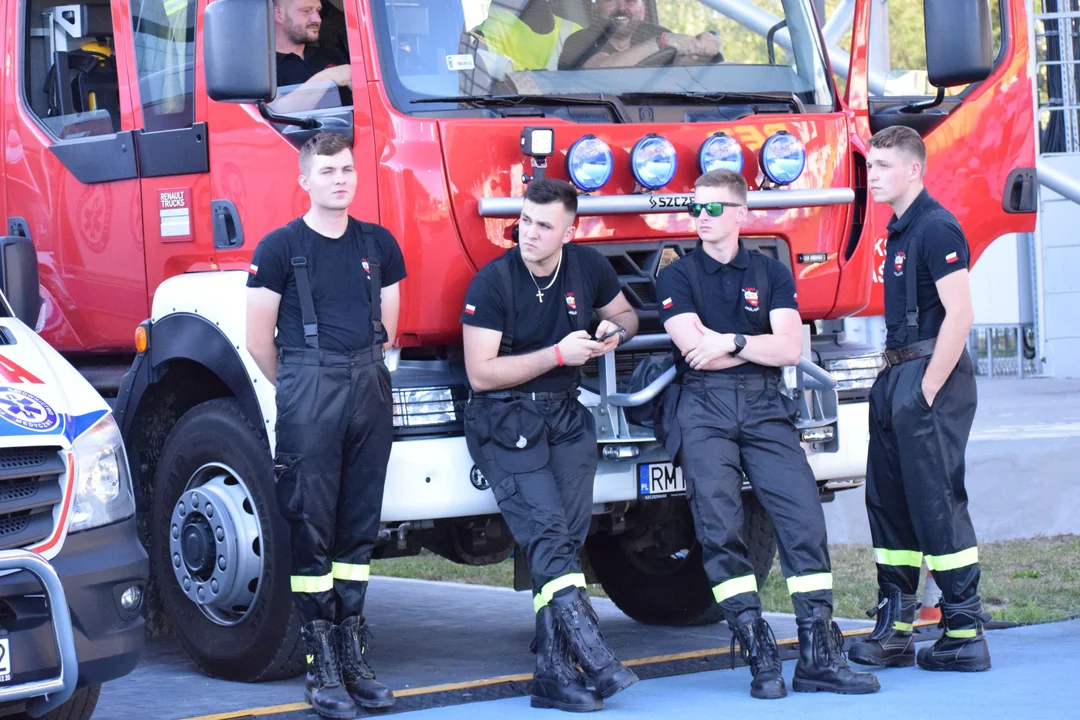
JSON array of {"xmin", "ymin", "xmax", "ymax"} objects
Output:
[
  {"xmin": 276, "ymin": 46, "xmax": 352, "ymax": 106},
  {"xmin": 246, "ymin": 217, "xmax": 406, "ymax": 352},
  {"xmin": 461, "ymin": 244, "xmax": 621, "ymax": 392},
  {"xmin": 656, "ymin": 242, "xmax": 799, "ymax": 375},
  {"xmin": 558, "ymin": 21, "xmax": 668, "ymax": 70},
  {"xmin": 883, "ymin": 189, "xmax": 969, "ymax": 348}
]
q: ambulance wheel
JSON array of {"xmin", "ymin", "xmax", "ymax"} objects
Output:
[
  {"xmin": 586, "ymin": 493, "xmax": 776, "ymax": 626},
  {"xmin": 10, "ymin": 685, "xmax": 99, "ymax": 720},
  {"xmin": 151, "ymin": 398, "xmax": 303, "ymax": 682}
]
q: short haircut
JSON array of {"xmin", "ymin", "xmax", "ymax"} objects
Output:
[
  {"xmin": 299, "ymin": 132, "xmax": 353, "ymax": 175},
  {"xmin": 869, "ymin": 125, "xmax": 927, "ymax": 167},
  {"xmin": 695, "ymin": 169, "xmax": 748, "ymax": 204},
  {"xmin": 523, "ymin": 178, "xmax": 578, "ymax": 216}
]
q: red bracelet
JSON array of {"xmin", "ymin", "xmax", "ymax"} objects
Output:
[
  {"xmin": 658, "ymin": 32, "xmax": 668, "ymax": 50},
  {"xmin": 554, "ymin": 345, "xmax": 564, "ymax": 366}
]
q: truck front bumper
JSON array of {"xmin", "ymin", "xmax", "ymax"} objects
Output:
[{"xmin": 0, "ymin": 516, "xmax": 148, "ymax": 694}]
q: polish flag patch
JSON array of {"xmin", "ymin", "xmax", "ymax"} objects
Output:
[
  {"xmin": 945, "ymin": 251, "xmax": 958, "ymax": 264},
  {"xmin": 248, "ymin": 263, "xmax": 258, "ymax": 275},
  {"xmin": 464, "ymin": 304, "xmax": 476, "ymax": 315},
  {"xmin": 662, "ymin": 297, "xmax": 673, "ymax": 309}
]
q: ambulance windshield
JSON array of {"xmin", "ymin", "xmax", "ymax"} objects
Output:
[{"xmin": 371, "ymin": 0, "xmax": 834, "ymax": 113}]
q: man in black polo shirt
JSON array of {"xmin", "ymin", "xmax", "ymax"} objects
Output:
[
  {"xmin": 461, "ymin": 178, "xmax": 639, "ymax": 712},
  {"xmin": 558, "ymin": 0, "xmax": 721, "ymax": 69},
  {"xmin": 656, "ymin": 169, "xmax": 879, "ymax": 700},
  {"xmin": 848, "ymin": 126, "xmax": 989, "ymax": 673},
  {"xmin": 247, "ymin": 133, "xmax": 404, "ymax": 717},
  {"xmin": 273, "ymin": 0, "xmax": 352, "ymax": 111}
]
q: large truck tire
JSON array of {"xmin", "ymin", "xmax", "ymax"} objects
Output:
[
  {"xmin": 587, "ymin": 493, "xmax": 776, "ymax": 626},
  {"xmin": 150, "ymin": 398, "xmax": 303, "ymax": 682},
  {"xmin": 11, "ymin": 685, "xmax": 99, "ymax": 720}
]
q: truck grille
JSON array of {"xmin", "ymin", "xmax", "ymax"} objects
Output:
[{"xmin": 0, "ymin": 448, "xmax": 65, "ymax": 551}]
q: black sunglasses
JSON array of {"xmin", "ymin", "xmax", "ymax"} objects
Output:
[{"xmin": 687, "ymin": 201, "xmax": 743, "ymax": 218}]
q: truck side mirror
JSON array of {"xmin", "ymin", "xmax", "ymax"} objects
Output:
[
  {"xmin": 0, "ymin": 236, "xmax": 42, "ymax": 329},
  {"xmin": 204, "ymin": 0, "xmax": 276, "ymax": 103},
  {"xmin": 924, "ymin": 0, "xmax": 993, "ymax": 88}
]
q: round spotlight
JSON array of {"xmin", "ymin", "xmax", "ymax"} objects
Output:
[
  {"xmin": 566, "ymin": 135, "xmax": 614, "ymax": 192},
  {"xmin": 760, "ymin": 131, "xmax": 806, "ymax": 186},
  {"xmin": 631, "ymin": 134, "xmax": 678, "ymax": 190},
  {"xmin": 698, "ymin": 133, "xmax": 744, "ymax": 174}
]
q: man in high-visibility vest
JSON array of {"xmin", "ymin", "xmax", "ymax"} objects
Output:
[{"xmin": 471, "ymin": 0, "xmax": 582, "ymax": 72}]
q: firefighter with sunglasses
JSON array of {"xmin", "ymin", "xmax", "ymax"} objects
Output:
[{"xmin": 654, "ymin": 169, "xmax": 880, "ymax": 700}]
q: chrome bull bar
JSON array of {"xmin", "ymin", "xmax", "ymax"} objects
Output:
[
  {"xmin": 587, "ymin": 333, "xmax": 839, "ymax": 451},
  {"xmin": 0, "ymin": 550, "xmax": 79, "ymax": 717}
]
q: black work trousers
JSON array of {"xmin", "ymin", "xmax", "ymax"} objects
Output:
[
  {"xmin": 676, "ymin": 371, "xmax": 833, "ymax": 620},
  {"xmin": 866, "ymin": 349, "xmax": 980, "ymax": 604},
  {"xmin": 464, "ymin": 394, "xmax": 596, "ymax": 609},
  {"xmin": 273, "ymin": 345, "xmax": 392, "ymax": 624}
]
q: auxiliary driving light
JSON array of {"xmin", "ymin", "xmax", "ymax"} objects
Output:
[
  {"xmin": 631, "ymin": 134, "xmax": 678, "ymax": 190},
  {"xmin": 520, "ymin": 126, "xmax": 554, "ymax": 158},
  {"xmin": 567, "ymin": 135, "xmax": 614, "ymax": 191},
  {"xmin": 760, "ymin": 131, "xmax": 806, "ymax": 186},
  {"xmin": 698, "ymin": 132, "xmax": 744, "ymax": 174}
]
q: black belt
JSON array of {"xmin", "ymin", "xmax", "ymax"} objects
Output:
[
  {"xmin": 884, "ymin": 338, "xmax": 936, "ymax": 367},
  {"xmin": 469, "ymin": 387, "xmax": 580, "ymax": 402},
  {"xmin": 278, "ymin": 345, "xmax": 384, "ymax": 368}
]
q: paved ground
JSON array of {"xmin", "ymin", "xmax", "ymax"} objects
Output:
[
  {"xmin": 824, "ymin": 376, "xmax": 1080, "ymax": 544},
  {"xmin": 92, "ymin": 578, "xmax": 873, "ymax": 720},
  {"xmin": 390, "ymin": 619, "xmax": 1080, "ymax": 720}
]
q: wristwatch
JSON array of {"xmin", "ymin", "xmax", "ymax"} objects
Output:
[
  {"xmin": 732, "ymin": 334, "xmax": 747, "ymax": 355},
  {"xmin": 617, "ymin": 326, "xmax": 628, "ymax": 346}
]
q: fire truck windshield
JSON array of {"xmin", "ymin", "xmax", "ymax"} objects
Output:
[{"xmin": 372, "ymin": 0, "xmax": 834, "ymax": 114}]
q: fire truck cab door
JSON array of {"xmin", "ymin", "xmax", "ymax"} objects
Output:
[
  {"xmin": 3, "ymin": 0, "xmax": 148, "ymax": 350},
  {"xmin": 850, "ymin": 0, "xmax": 1037, "ymax": 314},
  {"xmin": 119, "ymin": 0, "xmax": 214, "ymax": 303}
]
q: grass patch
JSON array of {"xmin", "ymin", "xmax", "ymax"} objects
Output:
[{"xmin": 372, "ymin": 535, "xmax": 1080, "ymax": 625}]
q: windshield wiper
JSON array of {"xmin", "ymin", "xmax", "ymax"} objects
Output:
[
  {"xmin": 411, "ymin": 94, "xmax": 629, "ymax": 122},
  {"xmin": 618, "ymin": 91, "xmax": 802, "ymax": 112}
]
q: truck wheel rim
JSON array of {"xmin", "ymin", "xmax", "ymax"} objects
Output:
[{"xmin": 169, "ymin": 463, "xmax": 265, "ymax": 626}]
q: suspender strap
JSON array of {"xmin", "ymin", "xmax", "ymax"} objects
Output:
[
  {"xmin": 497, "ymin": 250, "xmax": 515, "ymax": 357},
  {"xmin": 360, "ymin": 226, "xmax": 387, "ymax": 345},
  {"xmin": 903, "ymin": 233, "xmax": 920, "ymax": 345},
  {"xmin": 290, "ymin": 257, "xmax": 319, "ymax": 349},
  {"xmin": 564, "ymin": 245, "xmax": 586, "ymax": 332}
]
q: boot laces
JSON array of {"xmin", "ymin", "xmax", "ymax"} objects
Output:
[
  {"xmin": 309, "ymin": 628, "xmax": 343, "ymax": 687},
  {"xmin": 813, "ymin": 618, "xmax": 850, "ymax": 667},
  {"xmin": 339, "ymin": 623, "xmax": 377, "ymax": 680}
]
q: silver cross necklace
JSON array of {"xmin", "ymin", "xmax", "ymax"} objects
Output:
[{"xmin": 525, "ymin": 249, "xmax": 563, "ymax": 303}]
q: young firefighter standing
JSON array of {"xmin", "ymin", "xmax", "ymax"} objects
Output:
[
  {"xmin": 656, "ymin": 170, "xmax": 880, "ymax": 699},
  {"xmin": 849, "ymin": 126, "xmax": 989, "ymax": 672},
  {"xmin": 461, "ymin": 178, "xmax": 640, "ymax": 712},
  {"xmin": 246, "ymin": 132, "xmax": 404, "ymax": 718}
]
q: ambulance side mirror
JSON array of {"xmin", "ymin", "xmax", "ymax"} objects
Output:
[
  {"xmin": 923, "ymin": 0, "xmax": 993, "ymax": 88},
  {"xmin": 204, "ymin": 0, "xmax": 276, "ymax": 103},
  {"xmin": 0, "ymin": 236, "xmax": 42, "ymax": 329}
]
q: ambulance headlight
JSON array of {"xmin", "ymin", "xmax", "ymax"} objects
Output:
[
  {"xmin": 698, "ymin": 133, "xmax": 744, "ymax": 174},
  {"xmin": 760, "ymin": 131, "xmax": 806, "ymax": 185},
  {"xmin": 566, "ymin": 135, "xmax": 613, "ymax": 192},
  {"xmin": 70, "ymin": 414, "xmax": 137, "ymax": 533},
  {"xmin": 392, "ymin": 387, "xmax": 461, "ymax": 427},
  {"xmin": 631, "ymin": 134, "xmax": 678, "ymax": 190}
]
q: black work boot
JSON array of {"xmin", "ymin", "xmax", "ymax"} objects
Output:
[
  {"xmin": 549, "ymin": 588, "xmax": 638, "ymax": 699},
  {"xmin": 729, "ymin": 610, "xmax": 786, "ymax": 699},
  {"xmin": 301, "ymin": 620, "xmax": 357, "ymax": 719},
  {"xmin": 792, "ymin": 607, "xmax": 881, "ymax": 695},
  {"xmin": 849, "ymin": 583, "xmax": 917, "ymax": 667},
  {"xmin": 530, "ymin": 606, "xmax": 603, "ymax": 712},
  {"xmin": 337, "ymin": 616, "xmax": 395, "ymax": 708},
  {"xmin": 916, "ymin": 595, "xmax": 992, "ymax": 672}
]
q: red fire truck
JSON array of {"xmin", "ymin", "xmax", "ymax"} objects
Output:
[{"xmin": 0, "ymin": 0, "xmax": 1035, "ymax": 684}]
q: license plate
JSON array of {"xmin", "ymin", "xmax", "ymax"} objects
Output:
[
  {"xmin": 0, "ymin": 638, "xmax": 10, "ymax": 683},
  {"xmin": 638, "ymin": 462, "xmax": 686, "ymax": 499}
]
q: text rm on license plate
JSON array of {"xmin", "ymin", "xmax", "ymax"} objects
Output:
[{"xmin": 638, "ymin": 462, "xmax": 685, "ymax": 499}]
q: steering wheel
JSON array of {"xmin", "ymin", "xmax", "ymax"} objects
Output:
[{"xmin": 637, "ymin": 47, "xmax": 677, "ymax": 67}]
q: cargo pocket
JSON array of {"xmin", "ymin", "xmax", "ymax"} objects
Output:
[
  {"xmin": 273, "ymin": 453, "xmax": 304, "ymax": 522},
  {"xmin": 487, "ymin": 471, "xmax": 520, "ymax": 506},
  {"xmin": 779, "ymin": 391, "xmax": 800, "ymax": 423}
]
